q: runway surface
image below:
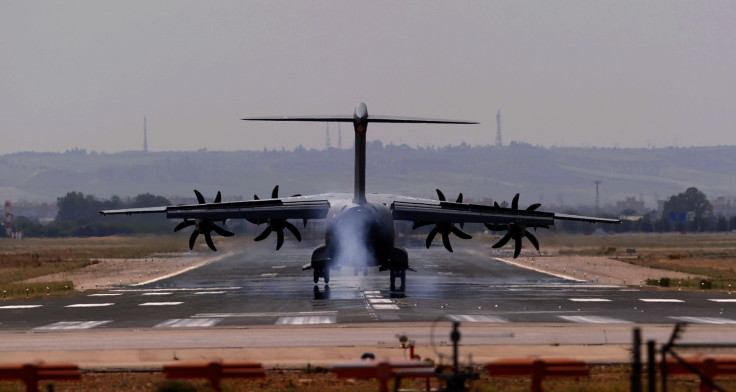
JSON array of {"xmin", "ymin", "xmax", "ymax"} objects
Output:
[{"xmin": 3, "ymin": 241, "xmax": 736, "ymax": 332}]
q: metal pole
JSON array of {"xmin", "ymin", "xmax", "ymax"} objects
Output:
[
  {"xmin": 647, "ymin": 340, "xmax": 656, "ymax": 392},
  {"xmin": 632, "ymin": 328, "xmax": 642, "ymax": 392}
]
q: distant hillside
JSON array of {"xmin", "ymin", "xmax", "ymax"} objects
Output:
[{"xmin": 1, "ymin": 144, "xmax": 735, "ymax": 211}]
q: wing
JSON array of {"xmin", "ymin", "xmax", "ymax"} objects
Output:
[
  {"xmin": 100, "ymin": 196, "xmax": 329, "ymax": 251},
  {"xmin": 392, "ymin": 198, "xmax": 619, "ymax": 257}
]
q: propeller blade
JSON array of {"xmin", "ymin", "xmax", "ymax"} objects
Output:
[
  {"xmin": 204, "ymin": 232, "xmax": 217, "ymax": 251},
  {"xmin": 271, "ymin": 185, "xmax": 279, "ymax": 199},
  {"xmin": 284, "ymin": 221, "xmax": 302, "ymax": 242},
  {"xmin": 512, "ymin": 193, "xmax": 520, "ymax": 210},
  {"xmin": 426, "ymin": 227, "xmax": 439, "ymax": 249},
  {"xmin": 492, "ymin": 232, "xmax": 512, "ymax": 249},
  {"xmin": 526, "ymin": 203, "xmax": 541, "ymax": 212},
  {"xmin": 214, "ymin": 191, "xmax": 222, "ymax": 203},
  {"xmin": 188, "ymin": 230, "xmax": 199, "ymax": 250},
  {"xmin": 413, "ymin": 221, "xmax": 433, "ymax": 229},
  {"xmin": 254, "ymin": 226, "xmax": 272, "ymax": 242},
  {"xmin": 441, "ymin": 232, "xmax": 453, "ymax": 253},
  {"xmin": 451, "ymin": 226, "xmax": 472, "ymax": 240},
  {"xmin": 194, "ymin": 189, "xmax": 206, "ymax": 204},
  {"xmin": 302, "ymin": 218, "xmax": 308, "ymax": 227},
  {"xmin": 513, "ymin": 238, "xmax": 522, "ymax": 258},
  {"xmin": 436, "ymin": 189, "xmax": 446, "ymax": 201},
  {"xmin": 174, "ymin": 220, "xmax": 195, "ymax": 232},
  {"xmin": 525, "ymin": 231, "xmax": 540, "ymax": 251},
  {"xmin": 212, "ymin": 224, "xmax": 234, "ymax": 237},
  {"xmin": 276, "ymin": 229, "xmax": 285, "ymax": 250}
]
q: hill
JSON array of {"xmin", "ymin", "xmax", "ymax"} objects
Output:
[{"xmin": 1, "ymin": 144, "xmax": 735, "ymax": 212}]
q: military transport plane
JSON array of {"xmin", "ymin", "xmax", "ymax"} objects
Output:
[{"xmin": 100, "ymin": 103, "xmax": 619, "ymax": 291}]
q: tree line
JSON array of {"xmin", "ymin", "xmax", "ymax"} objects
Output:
[{"xmin": 2, "ymin": 187, "xmax": 733, "ymax": 239}]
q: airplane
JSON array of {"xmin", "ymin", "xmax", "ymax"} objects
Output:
[{"xmin": 100, "ymin": 102, "xmax": 619, "ymax": 291}]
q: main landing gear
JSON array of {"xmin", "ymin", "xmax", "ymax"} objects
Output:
[
  {"xmin": 313, "ymin": 267, "xmax": 330, "ymax": 284},
  {"xmin": 389, "ymin": 269, "xmax": 406, "ymax": 292}
]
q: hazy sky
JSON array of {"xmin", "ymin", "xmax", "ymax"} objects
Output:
[{"xmin": 2, "ymin": 1, "xmax": 735, "ymax": 154}]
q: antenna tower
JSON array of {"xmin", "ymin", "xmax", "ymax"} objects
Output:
[
  {"xmin": 325, "ymin": 123, "xmax": 331, "ymax": 149},
  {"xmin": 338, "ymin": 124, "xmax": 342, "ymax": 149},
  {"xmin": 495, "ymin": 110, "xmax": 503, "ymax": 147},
  {"xmin": 143, "ymin": 116, "xmax": 148, "ymax": 153}
]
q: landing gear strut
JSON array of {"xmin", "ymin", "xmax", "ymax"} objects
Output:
[
  {"xmin": 313, "ymin": 268, "xmax": 330, "ymax": 284},
  {"xmin": 389, "ymin": 269, "xmax": 406, "ymax": 292}
]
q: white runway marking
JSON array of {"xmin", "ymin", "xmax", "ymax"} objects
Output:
[
  {"xmin": 448, "ymin": 315, "xmax": 508, "ymax": 323},
  {"xmin": 669, "ymin": 316, "xmax": 736, "ymax": 324},
  {"xmin": 194, "ymin": 311, "xmax": 337, "ymax": 318},
  {"xmin": 639, "ymin": 299, "xmax": 684, "ymax": 303},
  {"xmin": 142, "ymin": 292, "xmax": 172, "ymax": 296},
  {"xmin": 155, "ymin": 318, "xmax": 223, "ymax": 328},
  {"xmin": 0, "ymin": 305, "xmax": 42, "ymax": 309},
  {"xmin": 709, "ymin": 299, "xmax": 736, "ymax": 303},
  {"xmin": 372, "ymin": 304, "xmax": 400, "ymax": 310},
  {"xmin": 368, "ymin": 299, "xmax": 394, "ymax": 304},
  {"xmin": 275, "ymin": 316, "xmax": 336, "ymax": 325},
  {"xmin": 65, "ymin": 303, "xmax": 114, "ymax": 308},
  {"xmin": 34, "ymin": 320, "xmax": 111, "ymax": 330},
  {"xmin": 88, "ymin": 293, "xmax": 122, "ymax": 297},
  {"xmin": 260, "ymin": 273, "xmax": 278, "ymax": 277},
  {"xmin": 569, "ymin": 298, "xmax": 611, "ymax": 302},
  {"xmin": 559, "ymin": 316, "xmax": 632, "ymax": 324},
  {"xmin": 194, "ymin": 291, "xmax": 225, "ymax": 295},
  {"xmin": 139, "ymin": 302, "xmax": 183, "ymax": 306}
]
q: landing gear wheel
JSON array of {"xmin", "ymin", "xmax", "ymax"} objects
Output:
[
  {"xmin": 313, "ymin": 268, "xmax": 321, "ymax": 284},
  {"xmin": 398, "ymin": 269, "xmax": 406, "ymax": 291},
  {"xmin": 323, "ymin": 268, "xmax": 330, "ymax": 284},
  {"xmin": 389, "ymin": 270, "xmax": 396, "ymax": 291}
]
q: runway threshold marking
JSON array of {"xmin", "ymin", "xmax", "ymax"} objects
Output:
[
  {"xmin": 155, "ymin": 318, "xmax": 223, "ymax": 328},
  {"xmin": 669, "ymin": 316, "xmax": 736, "ymax": 324},
  {"xmin": 34, "ymin": 320, "xmax": 112, "ymax": 330},
  {"xmin": 275, "ymin": 316, "xmax": 336, "ymax": 325},
  {"xmin": 448, "ymin": 315, "xmax": 508, "ymax": 323},
  {"xmin": 558, "ymin": 316, "xmax": 632, "ymax": 324}
]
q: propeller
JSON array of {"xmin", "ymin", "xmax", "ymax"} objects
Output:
[
  {"xmin": 484, "ymin": 193, "xmax": 545, "ymax": 258},
  {"xmin": 414, "ymin": 189, "xmax": 472, "ymax": 252},
  {"xmin": 174, "ymin": 190, "xmax": 234, "ymax": 251},
  {"xmin": 248, "ymin": 185, "xmax": 304, "ymax": 250}
]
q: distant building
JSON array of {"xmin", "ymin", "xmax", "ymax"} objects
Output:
[{"xmin": 615, "ymin": 196, "xmax": 645, "ymax": 214}]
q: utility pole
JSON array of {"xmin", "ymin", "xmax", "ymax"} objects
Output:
[
  {"xmin": 325, "ymin": 123, "xmax": 331, "ymax": 149},
  {"xmin": 495, "ymin": 110, "xmax": 503, "ymax": 147},
  {"xmin": 143, "ymin": 116, "xmax": 148, "ymax": 153}
]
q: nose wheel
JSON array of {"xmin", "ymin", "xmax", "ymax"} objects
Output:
[{"xmin": 389, "ymin": 269, "xmax": 406, "ymax": 292}]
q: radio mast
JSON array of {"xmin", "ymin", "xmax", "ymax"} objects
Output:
[{"xmin": 495, "ymin": 110, "xmax": 503, "ymax": 147}]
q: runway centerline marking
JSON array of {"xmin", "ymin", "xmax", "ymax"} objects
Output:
[
  {"xmin": 193, "ymin": 311, "xmax": 337, "ymax": 318},
  {"xmin": 709, "ymin": 299, "xmax": 736, "ymax": 303},
  {"xmin": 88, "ymin": 293, "xmax": 122, "ymax": 297},
  {"xmin": 139, "ymin": 302, "xmax": 183, "ymax": 306},
  {"xmin": 142, "ymin": 292, "xmax": 172, "ymax": 296},
  {"xmin": 194, "ymin": 291, "xmax": 225, "ymax": 295}
]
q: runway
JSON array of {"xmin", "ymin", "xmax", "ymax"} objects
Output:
[
  {"xmin": 2, "ymin": 242, "xmax": 736, "ymax": 330},
  {"xmin": 3, "ymin": 241, "xmax": 736, "ymax": 366}
]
